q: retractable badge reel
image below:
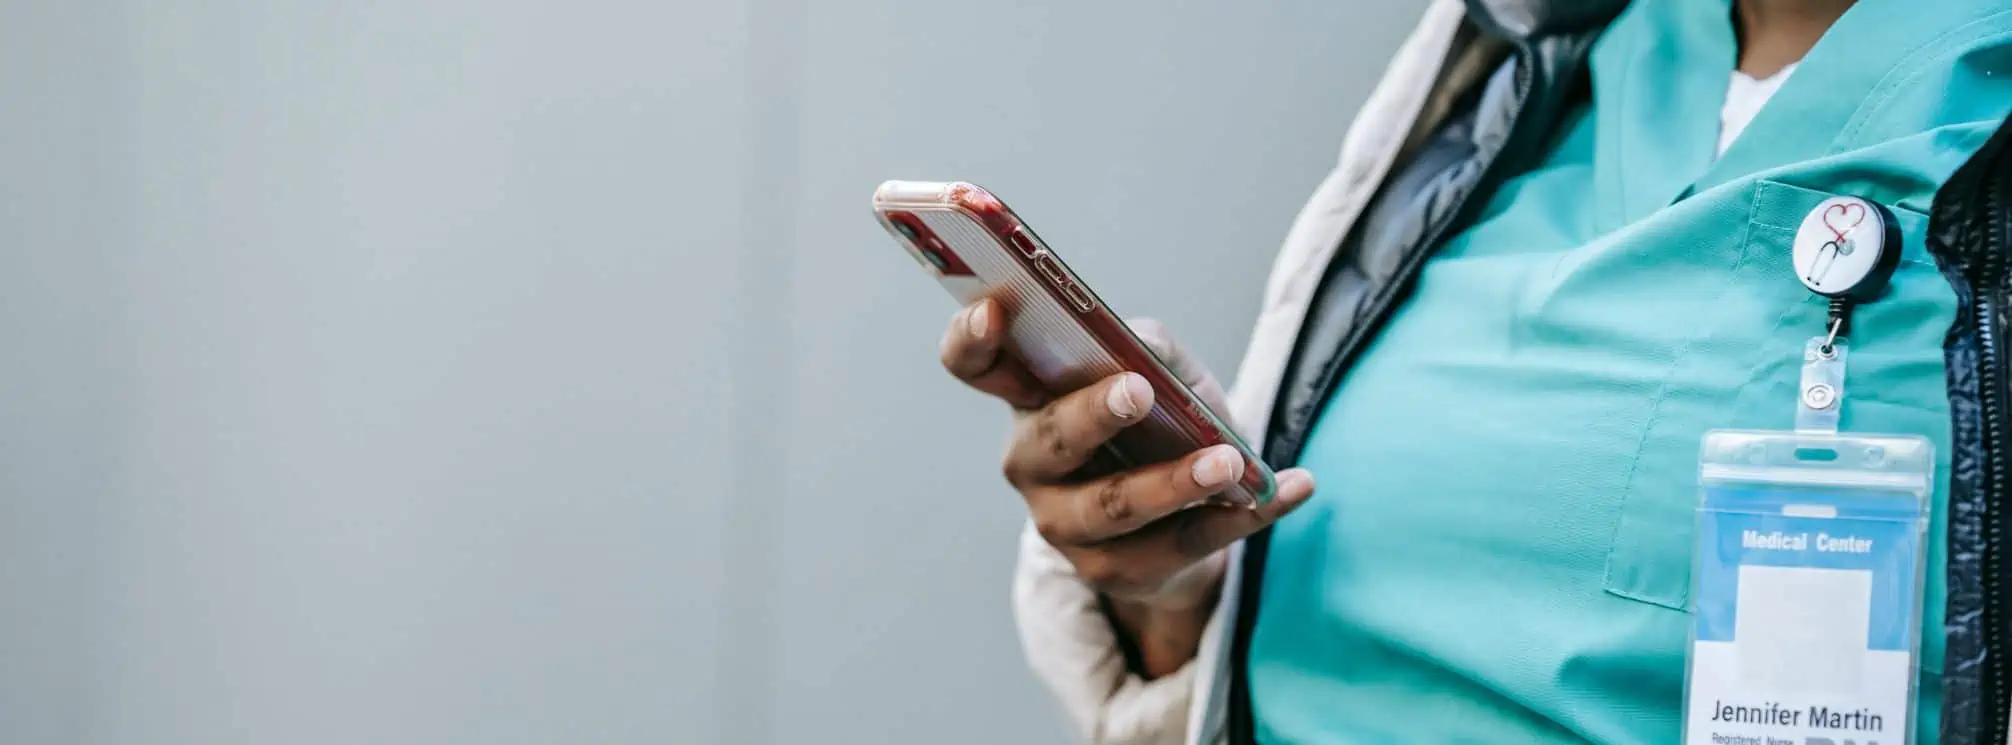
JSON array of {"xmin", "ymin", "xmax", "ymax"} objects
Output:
[{"xmin": 1683, "ymin": 197, "xmax": 1933, "ymax": 745}]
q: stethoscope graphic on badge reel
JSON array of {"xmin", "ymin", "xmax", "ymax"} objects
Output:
[{"xmin": 1792, "ymin": 195, "xmax": 1903, "ymax": 352}]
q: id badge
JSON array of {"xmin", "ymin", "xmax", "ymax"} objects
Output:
[{"xmin": 1683, "ymin": 340, "xmax": 1934, "ymax": 745}]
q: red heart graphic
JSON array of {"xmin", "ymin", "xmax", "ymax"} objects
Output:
[{"xmin": 1822, "ymin": 202, "xmax": 1866, "ymax": 240}]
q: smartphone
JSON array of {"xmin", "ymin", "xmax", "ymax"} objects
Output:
[{"xmin": 873, "ymin": 180, "xmax": 1276, "ymax": 506}]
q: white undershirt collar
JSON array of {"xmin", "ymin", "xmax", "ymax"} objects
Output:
[{"xmin": 1717, "ymin": 62, "xmax": 1800, "ymax": 158}]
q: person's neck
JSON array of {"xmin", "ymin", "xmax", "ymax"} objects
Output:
[{"xmin": 1734, "ymin": 0, "xmax": 1856, "ymax": 77}]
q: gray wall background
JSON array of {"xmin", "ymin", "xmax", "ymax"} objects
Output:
[{"xmin": 0, "ymin": 1, "xmax": 1418, "ymax": 743}]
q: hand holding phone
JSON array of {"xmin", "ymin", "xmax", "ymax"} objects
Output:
[
  {"xmin": 875, "ymin": 180, "xmax": 1277, "ymax": 504},
  {"xmin": 876, "ymin": 180, "xmax": 1316, "ymax": 630}
]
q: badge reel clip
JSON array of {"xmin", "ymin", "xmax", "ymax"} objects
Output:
[{"xmin": 1682, "ymin": 197, "xmax": 1933, "ymax": 745}]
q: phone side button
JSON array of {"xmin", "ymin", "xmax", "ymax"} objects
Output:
[
  {"xmin": 1033, "ymin": 254, "xmax": 1070, "ymax": 285},
  {"xmin": 1008, "ymin": 229, "xmax": 1040, "ymax": 258},
  {"xmin": 1060, "ymin": 282, "xmax": 1095, "ymax": 312}
]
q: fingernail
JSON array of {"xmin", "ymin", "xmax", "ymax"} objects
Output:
[
  {"xmin": 1272, "ymin": 469, "xmax": 1315, "ymax": 506},
  {"xmin": 966, "ymin": 303, "xmax": 990, "ymax": 338},
  {"xmin": 1192, "ymin": 446, "xmax": 1240, "ymax": 488},
  {"xmin": 1107, "ymin": 373, "xmax": 1150, "ymax": 418}
]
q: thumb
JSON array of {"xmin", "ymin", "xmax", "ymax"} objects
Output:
[{"xmin": 1126, "ymin": 317, "xmax": 1232, "ymax": 422}]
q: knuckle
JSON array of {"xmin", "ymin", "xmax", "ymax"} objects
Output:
[
  {"xmin": 1000, "ymin": 454, "xmax": 1031, "ymax": 489},
  {"xmin": 1095, "ymin": 474, "xmax": 1133, "ymax": 525},
  {"xmin": 1002, "ymin": 414, "xmax": 1043, "ymax": 478},
  {"xmin": 1031, "ymin": 509, "xmax": 1070, "ymax": 545},
  {"xmin": 1033, "ymin": 405, "xmax": 1075, "ymax": 461}
]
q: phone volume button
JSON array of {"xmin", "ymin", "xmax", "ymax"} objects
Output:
[
  {"xmin": 1060, "ymin": 282, "xmax": 1095, "ymax": 312},
  {"xmin": 1033, "ymin": 254, "xmax": 1070, "ymax": 285}
]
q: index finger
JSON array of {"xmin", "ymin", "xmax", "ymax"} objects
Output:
[{"xmin": 939, "ymin": 298, "xmax": 1048, "ymax": 410}]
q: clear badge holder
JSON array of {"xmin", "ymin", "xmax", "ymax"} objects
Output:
[{"xmin": 1684, "ymin": 339, "xmax": 1933, "ymax": 745}]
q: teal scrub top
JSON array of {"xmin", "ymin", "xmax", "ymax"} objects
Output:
[{"xmin": 1247, "ymin": 1, "xmax": 2012, "ymax": 743}]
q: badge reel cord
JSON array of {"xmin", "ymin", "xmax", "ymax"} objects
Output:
[{"xmin": 1795, "ymin": 197, "xmax": 1904, "ymax": 431}]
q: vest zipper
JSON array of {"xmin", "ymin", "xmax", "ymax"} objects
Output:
[
  {"xmin": 1939, "ymin": 137, "xmax": 2012, "ymax": 745},
  {"xmin": 1976, "ymin": 171, "xmax": 2009, "ymax": 745},
  {"xmin": 1922, "ymin": 119, "xmax": 2012, "ymax": 745}
]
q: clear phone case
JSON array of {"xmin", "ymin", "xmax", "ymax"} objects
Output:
[{"xmin": 873, "ymin": 180, "xmax": 1276, "ymax": 506}]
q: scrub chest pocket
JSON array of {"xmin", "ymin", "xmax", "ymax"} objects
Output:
[{"xmin": 1597, "ymin": 179, "xmax": 1952, "ymax": 672}]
